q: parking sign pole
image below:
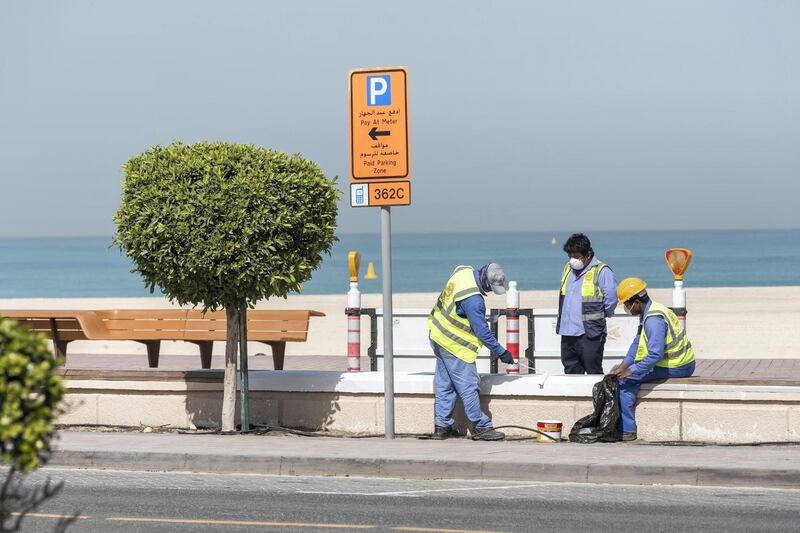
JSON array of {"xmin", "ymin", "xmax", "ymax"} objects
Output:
[
  {"xmin": 349, "ymin": 66, "xmax": 408, "ymax": 439},
  {"xmin": 381, "ymin": 206, "xmax": 395, "ymax": 439}
]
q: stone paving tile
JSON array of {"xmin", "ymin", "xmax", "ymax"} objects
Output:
[{"xmin": 62, "ymin": 353, "xmax": 800, "ymax": 383}]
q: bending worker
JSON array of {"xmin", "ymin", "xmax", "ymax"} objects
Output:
[
  {"xmin": 611, "ymin": 278, "xmax": 696, "ymax": 441},
  {"xmin": 556, "ymin": 233, "xmax": 618, "ymax": 374},
  {"xmin": 427, "ymin": 263, "xmax": 514, "ymax": 441}
]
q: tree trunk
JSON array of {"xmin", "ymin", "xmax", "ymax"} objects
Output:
[{"xmin": 221, "ymin": 307, "xmax": 240, "ymax": 432}]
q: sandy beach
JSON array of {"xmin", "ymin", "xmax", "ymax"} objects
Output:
[{"xmin": 1, "ymin": 286, "xmax": 798, "ymax": 360}]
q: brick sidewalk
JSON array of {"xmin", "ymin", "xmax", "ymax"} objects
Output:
[{"xmin": 59, "ymin": 353, "xmax": 800, "ymax": 385}]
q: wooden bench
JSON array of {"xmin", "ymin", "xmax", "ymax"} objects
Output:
[{"xmin": 0, "ymin": 309, "xmax": 325, "ymax": 370}]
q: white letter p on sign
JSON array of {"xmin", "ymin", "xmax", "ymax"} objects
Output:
[{"xmin": 369, "ymin": 77, "xmax": 388, "ymax": 105}]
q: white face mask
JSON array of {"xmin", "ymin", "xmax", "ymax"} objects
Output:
[
  {"xmin": 569, "ymin": 258, "xmax": 585, "ymax": 270},
  {"xmin": 623, "ymin": 304, "xmax": 632, "ymax": 315}
]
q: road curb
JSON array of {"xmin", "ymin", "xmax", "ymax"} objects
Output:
[{"xmin": 49, "ymin": 450, "xmax": 800, "ymax": 489}]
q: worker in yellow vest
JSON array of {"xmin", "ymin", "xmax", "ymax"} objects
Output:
[
  {"xmin": 611, "ymin": 278, "xmax": 696, "ymax": 441},
  {"xmin": 556, "ymin": 233, "xmax": 618, "ymax": 374},
  {"xmin": 427, "ymin": 263, "xmax": 513, "ymax": 441}
]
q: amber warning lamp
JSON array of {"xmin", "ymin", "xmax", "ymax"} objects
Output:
[
  {"xmin": 348, "ymin": 251, "xmax": 361, "ymax": 282},
  {"xmin": 665, "ymin": 248, "xmax": 692, "ymax": 281}
]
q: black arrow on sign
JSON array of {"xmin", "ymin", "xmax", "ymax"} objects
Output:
[{"xmin": 369, "ymin": 127, "xmax": 391, "ymax": 141}]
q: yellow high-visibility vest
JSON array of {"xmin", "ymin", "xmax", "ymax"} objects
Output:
[
  {"xmin": 427, "ymin": 266, "xmax": 483, "ymax": 363},
  {"xmin": 557, "ymin": 262, "xmax": 609, "ymax": 338},
  {"xmin": 636, "ymin": 301, "xmax": 696, "ymax": 368}
]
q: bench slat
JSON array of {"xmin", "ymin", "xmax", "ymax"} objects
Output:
[
  {"xmin": 184, "ymin": 311, "xmax": 225, "ymax": 319},
  {"xmin": 186, "ymin": 310, "xmax": 314, "ymax": 320},
  {"xmin": 247, "ymin": 318, "xmax": 311, "ymax": 325},
  {"xmin": 1, "ymin": 311, "xmax": 87, "ymax": 319},
  {"xmin": 183, "ymin": 319, "xmax": 310, "ymax": 333},
  {"xmin": 15, "ymin": 330, "xmax": 89, "ymax": 341},
  {"xmin": 102, "ymin": 319, "xmax": 189, "ymax": 331},
  {"xmin": 183, "ymin": 331, "xmax": 309, "ymax": 342},
  {"xmin": 101, "ymin": 332, "xmax": 187, "ymax": 341},
  {"xmin": 11, "ymin": 318, "xmax": 83, "ymax": 330},
  {"xmin": 46, "ymin": 331, "xmax": 91, "ymax": 341},
  {"xmin": 96, "ymin": 310, "xmax": 189, "ymax": 319}
]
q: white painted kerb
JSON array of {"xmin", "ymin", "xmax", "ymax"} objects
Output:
[
  {"xmin": 243, "ymin": 371, "xmax": 800, "ymax": 399},
  {"xmin": 60, "ymin": 371, "xmax": 800, "ymax": 443}
]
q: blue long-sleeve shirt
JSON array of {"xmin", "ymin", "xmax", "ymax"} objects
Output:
[
  {"xmin": 453, "ymin": 271, "xmax": 506, "ymax": 356},
  {"xmin": 559, "ymin": 256, "xmax": 618, "ymax": 337},
  {"xmin": 622, "ymin": 301, "xmax": 667, "ymax": 376}
]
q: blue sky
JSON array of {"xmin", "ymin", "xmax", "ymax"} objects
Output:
[{"xmin": 1, "ymin": 0, "xmax": 798, "ymax": 236}]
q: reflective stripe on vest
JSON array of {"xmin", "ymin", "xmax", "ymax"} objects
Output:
[
  {"xmin": 559, "ymin": 262, "xmax": 608, "ymax": 336},
  {"xmin": 427, "ymin": 266, "xmax": 484, "ymax": 363},
  {"xmin": 635, "ymin": 301, "xmax": 696, "ymax": 368}
]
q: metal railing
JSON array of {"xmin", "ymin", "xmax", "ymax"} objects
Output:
[{"xmin": 358, "ymin": 308, "xmax": 535, "ymax": 374}]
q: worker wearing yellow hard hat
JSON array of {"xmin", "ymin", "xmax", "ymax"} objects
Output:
[{"xmin": 610, "ymin": 277, "xmax": 696, "ymax": 441}]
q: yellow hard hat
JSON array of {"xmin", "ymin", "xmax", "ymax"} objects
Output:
[{"xmin": 617, "ymin": 277, "xmax": 647, "ymax": 304}]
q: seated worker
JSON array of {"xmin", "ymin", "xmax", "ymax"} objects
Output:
[
  {"xmin": 427, "ymin": 263, "xmax": 514, "ymax": 441},
  {"xmin": 610, "ymin": 278, "xmax": 695, "ymax": 441}
]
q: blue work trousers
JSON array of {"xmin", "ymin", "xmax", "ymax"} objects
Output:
[
  {"xmin": 431, "ymin": 340, "xmax": 492, "ymax": 430},
  {"xmin": 619, "ymin": 361, "xmax": 695, "ymax": 433}
]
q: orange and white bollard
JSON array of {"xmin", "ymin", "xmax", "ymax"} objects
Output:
[
  {"xmin": 346, "ymin": 282, "xmax": 361, "ymax": 372},
  {"xmin": 672, "ymin": 280, "xmax": 687, "ymax": 331},
  {"xmin": 665, "ymin": 248, "xmax": 692, "ymax": 332},
  {"xmin": 505, "ymin": 281, "xmax": 520, "ymax": 374},
  {"xmin": 346, "ymin": 251, "xmax": 362, "ymax": 372}
]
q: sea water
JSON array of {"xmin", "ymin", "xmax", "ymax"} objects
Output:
[{"xmin": 0, "ymin": 230, "xmax": 798, "ymax": 298}]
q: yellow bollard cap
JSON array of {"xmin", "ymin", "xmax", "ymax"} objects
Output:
[
  {"xmin": 665, "ymin": 248, "xmax": 693, "ymax": 281},
  {"xmin": 348, "ymin": 251, "xmax": 361, "ymax": 282}
]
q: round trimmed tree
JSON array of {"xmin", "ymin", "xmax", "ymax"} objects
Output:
[{"xmin": 113, "ymin": 142, "xmax": 339, "ymax": 431}]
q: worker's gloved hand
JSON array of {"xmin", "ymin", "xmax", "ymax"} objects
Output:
[{"xmin": 498, "ymin": 350, "xmax": 514, "ymax": 364}]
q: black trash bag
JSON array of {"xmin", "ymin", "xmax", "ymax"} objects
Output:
[{"xmin": 569, "ymin": 374, "xmax": 621, "ymax": 443}]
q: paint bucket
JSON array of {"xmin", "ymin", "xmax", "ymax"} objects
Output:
[{"xmin": 536, "ymin": 420, "xmax": 562, "ymax": 443}]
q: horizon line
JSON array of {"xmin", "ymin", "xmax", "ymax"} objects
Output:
[{"xmin": 1, "ymin": 227, "xmax": 799, "ymax": 240}]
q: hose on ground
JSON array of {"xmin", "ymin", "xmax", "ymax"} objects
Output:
[
  {"xmin": 173, "ymin": 425, "xmax": 800, "ymax": 446},
  {"xmin": 179, "ymin": 424, "xmax": 558, "ymax": 441}
]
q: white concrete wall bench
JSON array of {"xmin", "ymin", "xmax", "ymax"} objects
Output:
[{"xmin": 59, "ymin": 370, "xmax": 800, "ymax": 444}]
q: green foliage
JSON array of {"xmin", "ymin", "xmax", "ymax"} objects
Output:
[
  {"xmin": 0, "ymin": 318, "xmax": 65, "ymax": 472},
  {"xmin": 113, "ymin": 142, "xmax": 340, "ymax": 309}
]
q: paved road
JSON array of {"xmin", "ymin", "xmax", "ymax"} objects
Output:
[{"xmin": 13, "ymin": 468, "xmax": 800, "ymax": 532}]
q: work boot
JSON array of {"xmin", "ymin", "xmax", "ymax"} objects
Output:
[
  {"xmin": 471, "ymin": 427, "xmax": 505, "ymax": 441},
  {"xmin": 621, "ymin": 432, "xmax": 637, "ymax": 442},
  {"xmin": 431, "ymin": 426, "xmax": 460, "ymax": 440}
]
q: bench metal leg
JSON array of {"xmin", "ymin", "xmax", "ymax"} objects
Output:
[
  {"xmin": 267, "ymin": 342, "xmax": 286, "ymax": 371},
  {"xmin": 54, "ymin": 340, "xmax": 69, "ymax": 361},
  {"xmin": 139, "ymin": 341, "xmax": 161, "ymax": 368},
  {"xmin": 189, "ymin": 341, "xmax": 214, "ymax": 369},
  {"xmin": 48, "ymin": 318, "xmax": 69, "ymax": 362}
]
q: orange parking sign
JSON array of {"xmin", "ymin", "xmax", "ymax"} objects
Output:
[{"xmin": 349, "ymin": 67, "xmax": 409, "ymax": 181}]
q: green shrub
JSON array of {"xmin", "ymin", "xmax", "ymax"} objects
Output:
[
  {"xmin": 113, "ymin": 141, "xmax": 339, "ymax": 310},
  {"xmin": 0, "ymin": 318, "xmax": 64, "ymax": 472}
]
